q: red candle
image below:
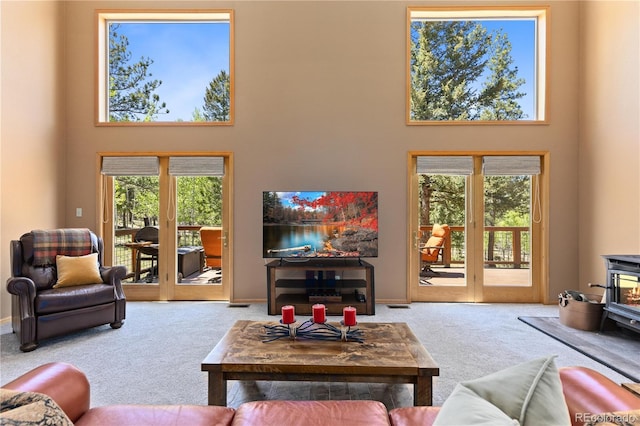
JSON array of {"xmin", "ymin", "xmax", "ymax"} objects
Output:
[
  {"xmin": 343, "ymin": 306, "xmax": 357, "ymax": 326},
  {"xmin": 312, "ymin": 304, "xmax": 326, "ymax": 323},
  {"xmin": 281, "ymin": 305, "xmax": 295, "ymax": 324}
]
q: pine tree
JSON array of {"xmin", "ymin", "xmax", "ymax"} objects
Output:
[
  {"xmin": 410, "ymin": 20, "xmax": 525, "ymax": 121},
  {"xmin": 108, "ymin": 24, "xmax": 169, "ymax": 122},
  {"xmin": 202, "ymin": 70, "xmax": 230, "ymax": 121}
]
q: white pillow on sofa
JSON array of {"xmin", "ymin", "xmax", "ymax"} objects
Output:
[{"xmin": 434, "ymin": 356, "xmax": 571, "ymax": 426}]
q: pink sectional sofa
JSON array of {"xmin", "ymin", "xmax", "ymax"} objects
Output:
[{"xmin": 2, "ymin": 362, "xmax": 639, "ymax": 425}]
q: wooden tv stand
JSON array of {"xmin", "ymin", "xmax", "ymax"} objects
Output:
[{"xmin": 266, "ymin": 259, "xmax": 375, "ymax": 316}]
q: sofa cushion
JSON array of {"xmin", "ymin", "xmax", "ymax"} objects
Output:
[
  {"xmin": 232, "ymin": 400, "xmax": 391, "ymax": 426},
  {"xmin": 0, "ymin": 389, "xmax": 73, "ymax": 426},
  {"xmin": 560, "ymin": 366, "xmax": 640, "ymax": 425},
  {"xmin": 433, "ymin": 356, "xmax": 571, "ymax": 426},
  {"xmin": 35, "ymin": 284, "xmax": 116, "ymax": 314},
  {"xmin": 54, "ymin": 253, "xmax": 103, "ymax": 288},
  {"xmin": 1, "ymin": 362, "xmax": 91, "ymax": 423},
  {"xmin": 436, "ymin": 385, "xmax": 520, "ymax": 425},
  {"xmin": 75, "ymin": 405, "xmax": 236, "ymax": 426},
  {"xmin": 23, "ymin": 264, "xmax": 57, "ymax": 290},
  {"xmin": 388, "ymin": 406, "xmax": 441, "ymax": 426}
]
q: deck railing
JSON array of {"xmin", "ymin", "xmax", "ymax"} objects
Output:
[
  {"xmin": 114, "ymin": 226, "xmax": 214, "ymax": 280},
  {"xmin": 420, "ymin": 225, "xmax": 530, "ymax": 269},
  {"xmin": 114, "ymin": 224, "xmax": 529, "ymax": 279}
]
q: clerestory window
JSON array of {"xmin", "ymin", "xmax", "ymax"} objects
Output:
[
  {"xmin": 407, "ymin": 6, "xmax": 548, "ymax": 124},
  {"xmin": 97, "ymin": 10, "xmax": 234, "ymax": 125}
]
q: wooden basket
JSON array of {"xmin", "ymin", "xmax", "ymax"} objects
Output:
[{"xmin": 559, "ymin": 293, "xmax": 604, "ymax": 331}]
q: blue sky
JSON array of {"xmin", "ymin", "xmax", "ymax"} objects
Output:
[
  {"xmin": 275, "ymin": 192, "xmax": 326, "ymax": 210},
  {"xmin": 482, "ymin": 19, "xmax": 537, "ymax": 119},
  {"xmin": 112, "ymin": 22, "xmax": 230, "ymax": 121}
]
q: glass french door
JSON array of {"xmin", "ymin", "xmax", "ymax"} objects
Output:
[
  {"xmin": 480, "ymin": 156, "xmax": 540, "ymax": 302},
  {"xmin": 409, "ymin": 153, "xmax": 546, "ymax": 303},
  {"xmin": 411, "ymin": 156, "xmax": 474, "ymax": 301},
  {"xmin": 169, "ymin": 156, "xmax": 228, "ymax": 300},
  {"xmin": 100, "ymin": 154, "xmax": 232, "ymax": 301}
]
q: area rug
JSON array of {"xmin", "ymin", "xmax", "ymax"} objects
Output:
[{"xmin": 518, "ymin": 316, "xmax": 640, "ymax": 382}]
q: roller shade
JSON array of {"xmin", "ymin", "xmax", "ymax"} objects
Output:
[
  {"xmin": 417, "ymin": 156, "xmax": 474, "ymax": 175},
  {"xmin": 483, "ymin": 156, "xmax": 540, "ymax": 176},
  {"xmin": 101, "ymin": 156, "xmax": 159, "ymax": 176},
  {"xmin": 168, "ymin": 157, "xmax": 225, "ymax": 176}
]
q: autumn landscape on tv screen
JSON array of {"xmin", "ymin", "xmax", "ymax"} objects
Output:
[{"xmin": 263, "ymin": 191, "xmax": 378, "ymax": 258}]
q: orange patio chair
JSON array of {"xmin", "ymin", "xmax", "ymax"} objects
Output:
[
  {"xmin": 200, "ymin": 227, "xmax": 222, "ymax": 269},
  {"xmin": 419, "ymin": 224, "xmax": 450, "ymax": 284}
]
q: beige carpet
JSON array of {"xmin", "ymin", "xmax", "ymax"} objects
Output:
[{"xmin": 1, "ymin": 302, "xmax": 635, "ymax": 409}]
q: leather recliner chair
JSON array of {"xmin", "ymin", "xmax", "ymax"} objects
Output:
[{"xmin": 7, "ymin": 229, "xmax": 126, "ymax": 352}]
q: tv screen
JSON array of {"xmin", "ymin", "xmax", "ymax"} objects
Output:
[{"xmin": 263, "ymin": 191, "xmax": 378, "ymax": 258}]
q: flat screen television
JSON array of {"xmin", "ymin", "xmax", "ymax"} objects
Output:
[{"xmin": 263, "ymin": 191, "xmax": 378, "ymax": 258}]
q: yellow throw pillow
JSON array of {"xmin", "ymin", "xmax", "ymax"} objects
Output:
[{"xmin": 54, "ymin": 253, "xmax": 103, "ymax": 288}]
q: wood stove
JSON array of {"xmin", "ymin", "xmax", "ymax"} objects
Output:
[{"xmin": 599, "ymin": 255, "xmax": 640, "ymax": 333}]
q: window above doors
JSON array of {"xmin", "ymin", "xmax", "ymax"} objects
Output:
[
  {"xmin": 96, "ymin": 10, "xmax": 234, "ymax": 126},
  {"xmin": 407, "ymin": 6, "xmax": 549, "ymax": 125}
]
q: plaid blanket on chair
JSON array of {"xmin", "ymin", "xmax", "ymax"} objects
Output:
[{"xmin": 32, "ymin": 228, "xmax": 93, "ymax": 266}]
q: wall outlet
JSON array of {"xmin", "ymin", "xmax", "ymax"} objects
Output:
[{"xmin": 76, "ymin": 208, "xmax": 82, "ymax": 217}]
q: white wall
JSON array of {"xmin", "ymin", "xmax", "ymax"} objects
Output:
[
  {"xmin": 579, "ymin": 1, "xmax": 640, "ymax": 288},
  {"xmin": 1, "ymin": 1, "xmax": 66, "ymax": 320}
]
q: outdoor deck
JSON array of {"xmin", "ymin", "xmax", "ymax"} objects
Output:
[
  {"xmin": 115, "ymin": 225, "xmax": 531, "ymax": 287},
  {"xmin": 420, "ymin": 265, "xmax": 531, "ymax": 287}
]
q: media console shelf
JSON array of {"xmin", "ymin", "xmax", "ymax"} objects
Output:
[{"xmin": 266, "ymin": 259, "xmax": 375, "ymax": 316}]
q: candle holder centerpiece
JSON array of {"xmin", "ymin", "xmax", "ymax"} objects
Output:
[{"xmin": 263, "ymin": 304, "xmax": 364, "ymax": 343}]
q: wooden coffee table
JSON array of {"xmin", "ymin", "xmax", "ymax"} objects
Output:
[
  {"xmin": 622, "ymin": 382, "xmax": 640, "ymax": 397},
  {"xmin": 201, "ymin": 320, "xmax": 439, "ymax": 406}
]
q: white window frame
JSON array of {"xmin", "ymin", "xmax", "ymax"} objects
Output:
[
  {"xmin": 407, "ymin": 6, "xmax": 549, "ymax": 125},
  {"xmin": 96, "ymin": 10, "xmax": 234, "ymax": 126}
]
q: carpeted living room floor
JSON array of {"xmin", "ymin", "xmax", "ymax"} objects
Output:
[{"xmin": 0, "ymin": 302, "xmax": 635, "ymax": 409}]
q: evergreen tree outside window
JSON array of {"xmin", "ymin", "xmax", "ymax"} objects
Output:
[
  {"xmin": 97, "ymin": 11, "xmax": 234, "ymax": 125},
  {"xmin": 407, "ymin": 7, "xmax": 548, "ymax": 124}
]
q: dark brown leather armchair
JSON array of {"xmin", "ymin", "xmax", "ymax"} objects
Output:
[{"xmin": 7, "ymin": 229, "xmax": 126, "ymax": 352}]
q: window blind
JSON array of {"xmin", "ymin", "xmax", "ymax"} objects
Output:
[
  {"xmin": 168, "ymin": 157, "xmax": 225, "ymax": 176},
  {"xmin": 482, "ymin": 156, "xmax": 541, "ymax": 176},
  {"xmin": 101, "ymin": 157, "xmax": 159, "ymax": 176},
  {"xmin": 417, "ymin": 156, "xmax": 474, "ymax": 175}
]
